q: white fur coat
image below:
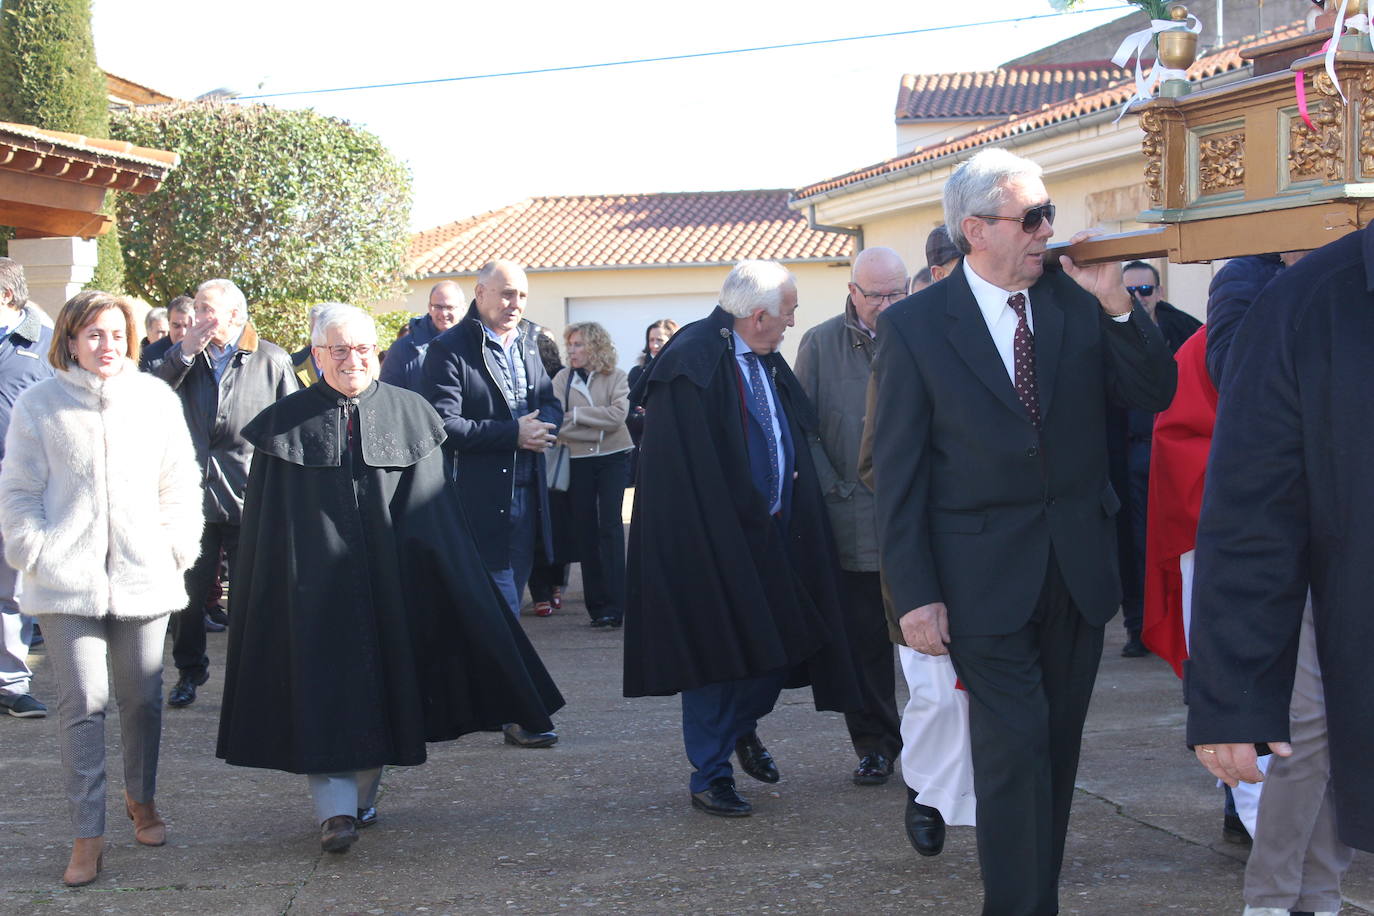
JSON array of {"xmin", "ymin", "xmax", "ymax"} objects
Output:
[{"xmin": 0, "ymin": 357, "xmax": 203, "ymax": 619}]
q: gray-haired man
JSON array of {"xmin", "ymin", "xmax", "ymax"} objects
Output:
[{"xmin": 155, "ymin": 279, "xmax": 298, "ymax": 707}]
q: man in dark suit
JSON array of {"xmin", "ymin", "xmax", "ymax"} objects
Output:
[
  {"xmin": 869, "ymin": 147, "xmax": 1176, "ymax": 915},
  {"xmin": 1189, "ymin": 222, "xmax": 1374, "ymax": 860},
  {"xmin": 420, "ymin": 258, "xmax": 562, "ymax": 749}
]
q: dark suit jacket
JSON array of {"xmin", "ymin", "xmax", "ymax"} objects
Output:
[
  {"xmin": 869, "ymin": 264, "xmax": 1176, "ymax": 638},
  {"xmin": 419, "ymin": 305, "xmax": 563, "ymax": 570},
  {"xmin": 1187, "ymin": 224, "xmax": 1374, "ymax": 852}
]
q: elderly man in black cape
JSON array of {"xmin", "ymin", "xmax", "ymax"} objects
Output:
[
  {"xmin": 624, "ymin": 259, "xmax": 860, "ymax": 818},
  {"xmin": 217, "ymin": 304, "xmax": 564, "ymax": 854}
]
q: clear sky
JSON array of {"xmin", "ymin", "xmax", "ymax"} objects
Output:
[{"xmin": 91, "ymin": 1, "xmax": 1133, "ymax": 231}]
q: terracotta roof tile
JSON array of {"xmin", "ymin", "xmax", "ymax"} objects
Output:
[
  {"xmin": 895, "ymin": 63, "xmax": 1129, "ymax": 120},
  {"xmin": 794, "ymin": 19, "xmax": 1311, "ymax": 203},
  {"xmin": 409, "ymin": 190, "xmax": 854, "ymax": 277}
]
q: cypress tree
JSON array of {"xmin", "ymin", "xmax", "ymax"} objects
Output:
[{"xmin": 0, "ymin": 0, "xmax": 125, "ymax": 291}]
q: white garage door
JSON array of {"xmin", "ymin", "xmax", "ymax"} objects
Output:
[{"xmin": 566, "ymin": 292, "xmax": 719, "ymax": 372}]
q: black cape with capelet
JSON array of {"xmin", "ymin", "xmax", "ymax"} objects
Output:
[
  {"xmin": 217, "ymin": 380, "xmax": 564, "ymax": 774},
  {"xmin": 623, "ymin": 306, "xmax": 860, "ymax": 711}
]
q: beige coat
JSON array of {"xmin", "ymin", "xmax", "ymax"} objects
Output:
[{"xmin": 552, "ymin": 366, "xmax": 632, "ymax": 457}]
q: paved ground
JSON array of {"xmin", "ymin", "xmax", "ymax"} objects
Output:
[{"xmin": 3, "ymin": 573, "xmax": 1372, "ymax": 915}]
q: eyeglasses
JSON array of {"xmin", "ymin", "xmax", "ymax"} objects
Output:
[
  {"xmin": 852, "ymin": 285, "xmax": 906, "ymax": 303},
  {"xmin": 1125, "ymin": 284, "xmax": 1157, "ymax": 297},
  {"xmin": 977, "ymin": 202, "xmax": 1056, "ymax": 234},
  {"xmin": 316, "ymin": 343, "xmax": 377, "ymax": 360}
]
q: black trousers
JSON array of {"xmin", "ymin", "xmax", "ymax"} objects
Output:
[
  {"xmin": 948, "ymin": 554, "xmax": 1104, "ymax": 916},
  {"xmin": 839, "ymin": 570, "xmax": 901, "ymax": 761},
  {"xmin": 171, "ymin": 521, "xmax": 239, "ymax": 679},
  {"xmin": 569, "ymin": 452, "xmax": 629, "ymax": 622},
  {"xmin": 1120, "ymin": 439, "xmax": 1151, "ymax": 636}
]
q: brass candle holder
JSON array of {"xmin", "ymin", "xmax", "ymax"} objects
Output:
[{"xmin": 1156, "ymin": 5, "xmax": 1199, "ymax": 98}]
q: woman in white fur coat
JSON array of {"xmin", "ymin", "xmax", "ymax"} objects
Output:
[{"xmin": 0, "ymin": 291, "xmax": 202, "ymax": 888}]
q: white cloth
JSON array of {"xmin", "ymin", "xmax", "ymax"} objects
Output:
[
  {"xmin": 898, "ymin": 644, "xmax": 977, "ymax": 825},
  {"xmin": 0, "ymin": 359, "xmax": 203, "ymax": 618}
]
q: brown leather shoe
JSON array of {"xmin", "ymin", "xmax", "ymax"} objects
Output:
[
  {"xmin": 63, "ymin": 837, "xmax": 104, "ymax": 887},
  {"xmin": 320, "ymin": 815, "xmax": 359, "ymax": 853},
  {"xmin": 125, "ymin": 791, "xmax": 166, "ymax": 846}
]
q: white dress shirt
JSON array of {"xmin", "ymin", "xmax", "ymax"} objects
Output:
[{"xmin": 733, "ymin": 331, "xmax": 786, "ymax": 516}]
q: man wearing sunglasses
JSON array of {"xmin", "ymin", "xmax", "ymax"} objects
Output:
[
  {"xmin": 1111, "ymin": 262, "xmax": 1201, "ymax": 660},
  {"xmin": 868, "ymin": 147, "xmax": 1176, "ymax": 915}
]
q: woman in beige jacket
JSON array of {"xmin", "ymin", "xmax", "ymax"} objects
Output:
[{"xmin": 552, "ymin": 322, "xmax": 631, "ymax": 627}]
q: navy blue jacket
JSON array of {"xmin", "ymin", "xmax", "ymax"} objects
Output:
[
  {"xmin": 139, "ymin": 334, "xmax": 174, "ymax": 372},
  {"xmin": 1202, "ymin": 254, "xmax": 1284, "ymax": 389},
  {"xmin": 1187, "ymin": 223, "xmax": 1374, "ymax": 851},
  {"xmin": 0, "ymin": 307, "xmax": 54, "ymax": 463},
  {"xmin": 419, "ymin": 306, "xmax": 562, "ymax": 569},
  {"xmin": 380, "ymin": 313, "xmax": 440, "ymax": 393}
]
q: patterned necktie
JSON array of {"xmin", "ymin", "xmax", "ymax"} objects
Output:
[
  {"xmin": 1006, "ymin": 293, "xmax": 1041, "ymax": 428},
  {"xmin": 743, "ymin": 352, "xmax": 781, "ymax": 509}
]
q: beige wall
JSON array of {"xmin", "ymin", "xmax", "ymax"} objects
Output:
[{"xmin": 384, "ymin": 260, "xmax": 853, "ymax": 367}]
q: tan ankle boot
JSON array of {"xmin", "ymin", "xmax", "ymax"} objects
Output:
[
  {"xmin": 125, "ymin": 791, "xmax": 166, "ymax": 846},
  {"xmin": 63, "ymin": 836, "xmax": 103, "ymax": 887}
]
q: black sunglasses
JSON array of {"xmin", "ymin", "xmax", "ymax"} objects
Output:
[
  {"xmin": 1126, "ymin": 284, "xmax": 1156, "ymax": 297},
  {"xmin": 977, "ymin": 202, "xmax": 1055, "ymax": 233}
]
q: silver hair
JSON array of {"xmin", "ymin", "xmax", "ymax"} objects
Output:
[
  {"xmin": 718, "ymin": 260, "xmax": 795, "ymax": 319},
  {"xmin": 476, "ymin": 259, "xmax": 523, "ymax": 286},
  {"xmin": 310, "ymin": 303, "xmax": 376, "ymax": 346},
  {"xmin": 942, "ymin": 148, "xmax": 1044, "ymax": 254},
  {"xmin": 0, "ymin": 257, "xmax": 28, "ymax": 309},
  {"xmin": 194, "ymin": 278, "xmax": 250, "ymax": 318},
  {"xmin": 144, "ymin": 307, "xmax": 169, "ymax": 331}
]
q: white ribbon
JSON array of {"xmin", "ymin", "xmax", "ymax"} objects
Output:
[
  {"xmin": 1110, "ymin": 14, "xmax": 1202, "ymax": 122},
  {"xmin": 1322, "ymin": 6, "xmax": 1370, "ymax": 105}
]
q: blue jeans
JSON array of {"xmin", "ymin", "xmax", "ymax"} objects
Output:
[{"xmin": 489, "ymin": 482, "xmax": 537, "ymax": 617}]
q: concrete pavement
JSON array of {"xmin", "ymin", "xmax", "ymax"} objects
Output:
[{"xmin": 2, "ymin": 584, "xmax": 1371, "ymax": 915}]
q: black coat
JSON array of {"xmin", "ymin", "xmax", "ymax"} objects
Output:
[
  {"xmin": 1187, "ymin": 223, "xmax": 1374, "ymax": 851},
  {"xmin": 624, "ymin": 306, "xmax": 860, "ymax": 711},
  {"xmin": 419, "ymin": 306, "xmax": 563, "ymax": 569},
  {"xmin": 216, "ymin": 381, "xmax": 564, "ymax": 774},
  {"xmin": 870, "ymin": 265, "xmax": 1177, "ymax": 636}
]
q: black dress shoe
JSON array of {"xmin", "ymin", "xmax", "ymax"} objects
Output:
[
  {"xmin": 735, "ymin": 731, "xmax": 780, "ymax": 784},
  {"xmin": 853, "ymin": 753, "xmax": 894, "ymax": 786},
  {"xmin": 590, "ymin": 616, "xmax": 621, "ymax": 628},
  {"xmin": 905, "ymin": 789, "xmax": 946, "ymax": 857},
  {"xmin": 1222, "ymin": 811, "xmax": 1252, "ymax": 845},
  {"xmin": 690, "ymin": 777, "xmax": 752, "ymax": 817},
  {"xmin": 1121, "ymin": 634, "xmax": 1149, "ymax": 658},
  {"xmin": 356, "ymin": 806, "xmax": 377, "ymax": 828},
  {"xmin": 167, "ymin": 671, "xmax": 209, "ymax": 708},
  {"xmin": 320, "ymin": 814, "xmax": 359, "ymax": 853},
  {"xmin": 503, "ymin": 723, "xmax": 559, "ymax": 748}
]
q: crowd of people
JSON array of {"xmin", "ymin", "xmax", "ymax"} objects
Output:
[{"xmin": 0, "ymin": 144, "xmax": 1365, "ymax": 916}]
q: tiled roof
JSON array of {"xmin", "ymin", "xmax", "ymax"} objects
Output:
[
  {"xmin": 0, "ymin": 120, "xmax": 178, "ymax": 178},
  {"xmin": 794, "ymin": 19, "xmax": 1311, "ymax": 203},
  {"xmin": 409, "ymin": 190, "xmax": 854, "ymax": 277},
  {"xmin": 895, "ymin": 63, "xmax": 1128, "ymax": 120}
]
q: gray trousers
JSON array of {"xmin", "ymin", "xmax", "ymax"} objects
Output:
[
  {"xmin": 308, "ymin": 768, "xmax": 382, "ymax": 824},
  {"xmin": 1243, "ymin": 600, "xmax": 1355, "ymax": 913},
  {"xmin": 41, "ymin": 613, "xmax": 167, "ymax": 837},
  {"xmin": 0, "ymin": 527, "xmax": 33, "ymax": 698}
]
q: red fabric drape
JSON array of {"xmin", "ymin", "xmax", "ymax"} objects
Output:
[{"xmin": 1141, "ymin": 327, "xmax": 1216, "ymax": 678}]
